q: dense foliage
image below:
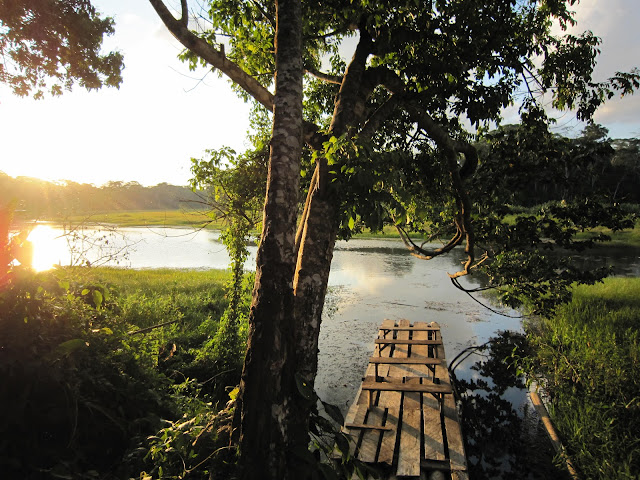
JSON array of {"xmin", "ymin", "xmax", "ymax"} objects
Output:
[
  {"xmin": 0, "ymin": 265, "xmax": 247, "ymax": 479},
  {"xmin": 0, "ymin": 0, "xmax": 123, "ymax": 98}
]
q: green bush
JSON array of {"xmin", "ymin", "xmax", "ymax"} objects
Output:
[
  {"xmin": 0, "ymin": 268, "xmax": 174, "ymax": 478},
  {"xmin": 0, "ymin": 266, "xmax": 247, "ymax": 478}
]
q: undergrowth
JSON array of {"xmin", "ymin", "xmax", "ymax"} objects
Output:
[
  {"xmin": 0, "ymin": 266, "xmax": 247, "ymax": 479},
  {"xmin": 526, "ymin": 278, "xmax": 640, "ymax": 479}
]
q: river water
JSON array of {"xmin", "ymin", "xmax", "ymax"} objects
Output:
[{"xmin": 26, "ymin": 224, "xmax": 640, "ymax": 478}]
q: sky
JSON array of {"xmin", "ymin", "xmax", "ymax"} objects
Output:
[{"xmin": 0, "ymin": 0, "xmax": 639, "ymax": 187}]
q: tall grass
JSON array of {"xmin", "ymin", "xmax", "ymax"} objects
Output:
[
  {"xmin": 528, "ymin": 278, "xmax": 640, "ymax": 479},
  {"xmin": 58, "ymin": 209, "xmax": 223, "ymax": 228}
]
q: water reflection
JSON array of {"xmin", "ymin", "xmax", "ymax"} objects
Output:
[
  {"xmin": 21, "ymin": 224, "xmax": 640, "ymax": 478},
  {"xmin": 450, "ymin": 332, "xmax": 572, "ymax": 480},
  {"xmin": 27, "ymin": 224, "xmax": 69, "ymax": 271}
]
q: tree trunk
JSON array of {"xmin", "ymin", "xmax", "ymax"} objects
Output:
[
  {"xmin": 293, "ymin": 160, "xmax": 339, "ymax": 387},
  {"xmin": 237, "ymin": 0, "xmax": 303, "ymax": 478}
]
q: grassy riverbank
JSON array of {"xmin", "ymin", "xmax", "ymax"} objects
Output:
[
  {"xmin": 0, "ymin": 266, "xmax": 244, "ymax": 479},
  {"xmin": 526, "ymin": 278, "xmax": 640, "ymax": 479},
  {"xmin": 51, "ymin": 209, "xmax": 222, "ymax": 228},
  {"xmin": 46, "ymin": 208, "xmax": 640, "ymax": 245}
]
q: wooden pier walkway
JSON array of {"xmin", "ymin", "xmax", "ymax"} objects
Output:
[{"xmin": 341, "ymin": 319, "xmax": 468, "ymax": 480}]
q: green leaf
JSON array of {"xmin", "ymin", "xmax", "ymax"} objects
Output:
[
  {"xmin": 348, "ymin": 216, "xmax": 355, "ymax": 230},
  {"xmin": 229, "ymin": 386, "xmax": 240, "ymax": 400},
  {"xmin": 295, "ymin": 373, "xmax": 315, "ymax": 401},
  {"xmin": 334, "ymin": 432, "xmax": 350, "ymax": 457},
  {"xmin": 92, "ymin": 289, "xmax": 103, "ymax": 309},
  {"xmin": 321, "ymin": 400, "xmax": 344, "ymax": 425},
  {"xmin": 57, "ymin": 338, "xmax": 88, "ymax": 356},
  {"xmin": 318, "ymin": 463, "xmax": 339, "ymax": 480},
  {"xmin": 81, "ymin": 288, "xmax": 90, "ymax": 295}
]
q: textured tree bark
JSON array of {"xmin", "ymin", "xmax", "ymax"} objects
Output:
[
  {"xmin": 236, "ymin": 0, "xmax": 303, "ymax": 478},
  {"xmin": 291, "ymin": 29, "xmax": 374, "ymax": 409}
]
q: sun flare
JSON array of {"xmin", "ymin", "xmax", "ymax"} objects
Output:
[{"xmin": 27, "ymin": 225, "xmax": 67, "ymax": 272}]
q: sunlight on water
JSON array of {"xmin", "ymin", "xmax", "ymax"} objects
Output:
[{"xmin": 27, "ymin": 225, "xmax": 67, "ymax": 271}]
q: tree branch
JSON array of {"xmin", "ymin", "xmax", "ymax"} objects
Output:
[
  {"xmin": 249, "ymin": 0, "xmax": 275, "ymax": 29},
  {"xmin": 180, "ymin": 0, "xmax": 188, "ymax": 27},
  {"xmin": 395, "ymin": 224, "xmax": 463, "ymax": 260},
  {"xmin": 329, "ymin": 24, "xmax": 375, "ymax": 135},
  {"xmin": 305, "ymin": 65, "xmax": 343, "ymax": 85},
  {"xmin": 358, "ymin": 94, "xmax": 400, "ymax": 140},
  {"xmin": 148, "ymin": 0, "xmax": 275, "ymax": 111}
]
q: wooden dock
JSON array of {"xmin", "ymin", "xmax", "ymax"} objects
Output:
[{"xmin": 341, "ymin": 319, "xmax": 469, "ymax": 480}]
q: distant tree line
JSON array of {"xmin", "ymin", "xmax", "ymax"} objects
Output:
[
  {"xmin": 473, "ymin": 124, "xmax": 640, "ymax": 207},
  {"xmin": 0, "ymin": 174, "xmax": 204, "ymax": 218}
]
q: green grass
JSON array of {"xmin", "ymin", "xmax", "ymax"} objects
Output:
[
  {"xmin": 575, "ymin": 224, "xmax": 640, "ymax": 248},
  {"xmin": 527, "ymin": 278, "xmax": 640, "ymax": 479},
  {"xmin": 0, "ymin": 266, "xmax": 239, "ymax": 478},
  {"xmin": 73, "ymin": 267, "xmax": 231, "ymax": 330},
  {"xmin": 52, "ymin": 209, "xmax": 224, "ymax": 228}
]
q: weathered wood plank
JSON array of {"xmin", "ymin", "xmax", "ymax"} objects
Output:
[
  {"xmin": 359, "ymin": 406, "xmax": 385, "ymax": 463},
  {"xmin": 397, "ymin": 378, "xmax": 421, "ymax": 477},
  {"xmin": 436, "ymin": 357, "xmax": 467, "ymax": 472},
  {"xmin": 378, "ymin": 405, "xmax": 399, "ymax": 465},
  {"xmin": 423, "ymin": 394, "xmax": 445, "ymax": 462},
  {"xmin": 368, "ymin": 318, "xmax": 397, "ymax": 377},
  {"xmin": 391, "ymin": 319, "xmax": 411, "ymax": 361},
  {"xmin": 369, "ymin": 356, "xmax": 443, "ymax": 365},
  {"xmin": 377, "ymin": 375, "xmax": 402, "ymax": 465},
  {"xmin": 380, "ymin": 325, "xmax": 441, "ymax": 331},
  {"xmin": 375, "ymin": 338, "xmax": 443, "ymax": 346},
  {"xmin": 361, "ymin": 381, "xmax": 452, "ymax": 395},
  {"xmin": 410, "ymin": 323, "xmax": 446, "ymax": 464},
  {"xmin": 343, "ymin": 403, "xmax": 368, "ymax": 458}
]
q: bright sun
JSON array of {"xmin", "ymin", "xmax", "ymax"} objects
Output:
[{"xmin": 27, "ymin": 225, "xmax": 68, "ymax": 272}]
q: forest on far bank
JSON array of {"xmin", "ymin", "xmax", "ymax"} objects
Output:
[{"xmin": 0, "ymin": 173, "xmax": 204, "ymax": 218}]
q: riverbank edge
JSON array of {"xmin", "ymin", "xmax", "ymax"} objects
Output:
[
  {"xmin": 24, "ymin": 209, "xmax": 640, "ymax": 246},
  {"xmin": 522, "ymin": 277, "xmax": 640, "ymax": 479}
]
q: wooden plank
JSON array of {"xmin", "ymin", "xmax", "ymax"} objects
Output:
[
  {"xmin": 368, "ymin": 319, "xmax": 397, "ymax": 376},
  {"xmin": 435, "ymin": 353, "xmax": 467, "ymax": 473},
  {"xmin": 390, "ymin": 319, "xmax": 411, "ymax": 361},
  {"xmin": 443, "ymin": 401, "xmax": 467, "ymax": 471},
  {"xmin": 375, "ymin": 338, "xmax": 443, "ymax": 346},
  {"xmin": 423, "ymin": 394, "xmax": 445, "ymax": 462},
  {"xmin": 343, "ymin": 404, "xmax": 368, "ymax": 458},
  {"xmin": 413, "ymin": 323, "xmax": 446, "ymax": 464},
  {"xmin": 378, "ymin": 405, "xmax": 399, "ymax": 465},
  {"xmin": 345, "ymin": 423, "xmax": 393, "ymax": 431},
  {"xmin": 361, "ymin": 381, "xmax": 452, "ymax": 395},
  {"xmin": 409, "ymin": 321, "xmax": 434, "ymax": 376},
  {"xmin": 369, "ymin": 356, "xmax": 443, "ymax": 365},
  {"xmin": 376, "ymin": 319, "xmax": 409, "ymax": 465},
  {"xmin": 358, "ymin": 406, "xmax": 385, "ymax": 463},
  {"xmin": 380, "ymin": 325, "xmax": 441, "ymax": 331},
  {"xmin": 397, "ymin": 378, "xmax": 421, "ymax": 477}
]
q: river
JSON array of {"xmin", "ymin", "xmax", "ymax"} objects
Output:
[{"xmin": 25, "ymin": 223, "xmax": 640, "ymax": 478}]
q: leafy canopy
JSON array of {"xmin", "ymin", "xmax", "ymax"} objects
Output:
[{"xmin": 0, "ymin": 0, "xmax": 124, "ymax": 98}]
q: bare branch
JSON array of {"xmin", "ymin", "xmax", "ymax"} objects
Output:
[
  {"xmin": 395, "ymin": 224, "xmax": 463, "ymax": 260},
  {"xmin": 305, "ymin": 65, "xmax": 343, "ymax": 84},
  {"xmin": 180, "ymin": 0, "xmax": 188, "ymax": 27},
  {"xmin": 148, "ymin": 0, "xmax": 275, "ymax": 111}
]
